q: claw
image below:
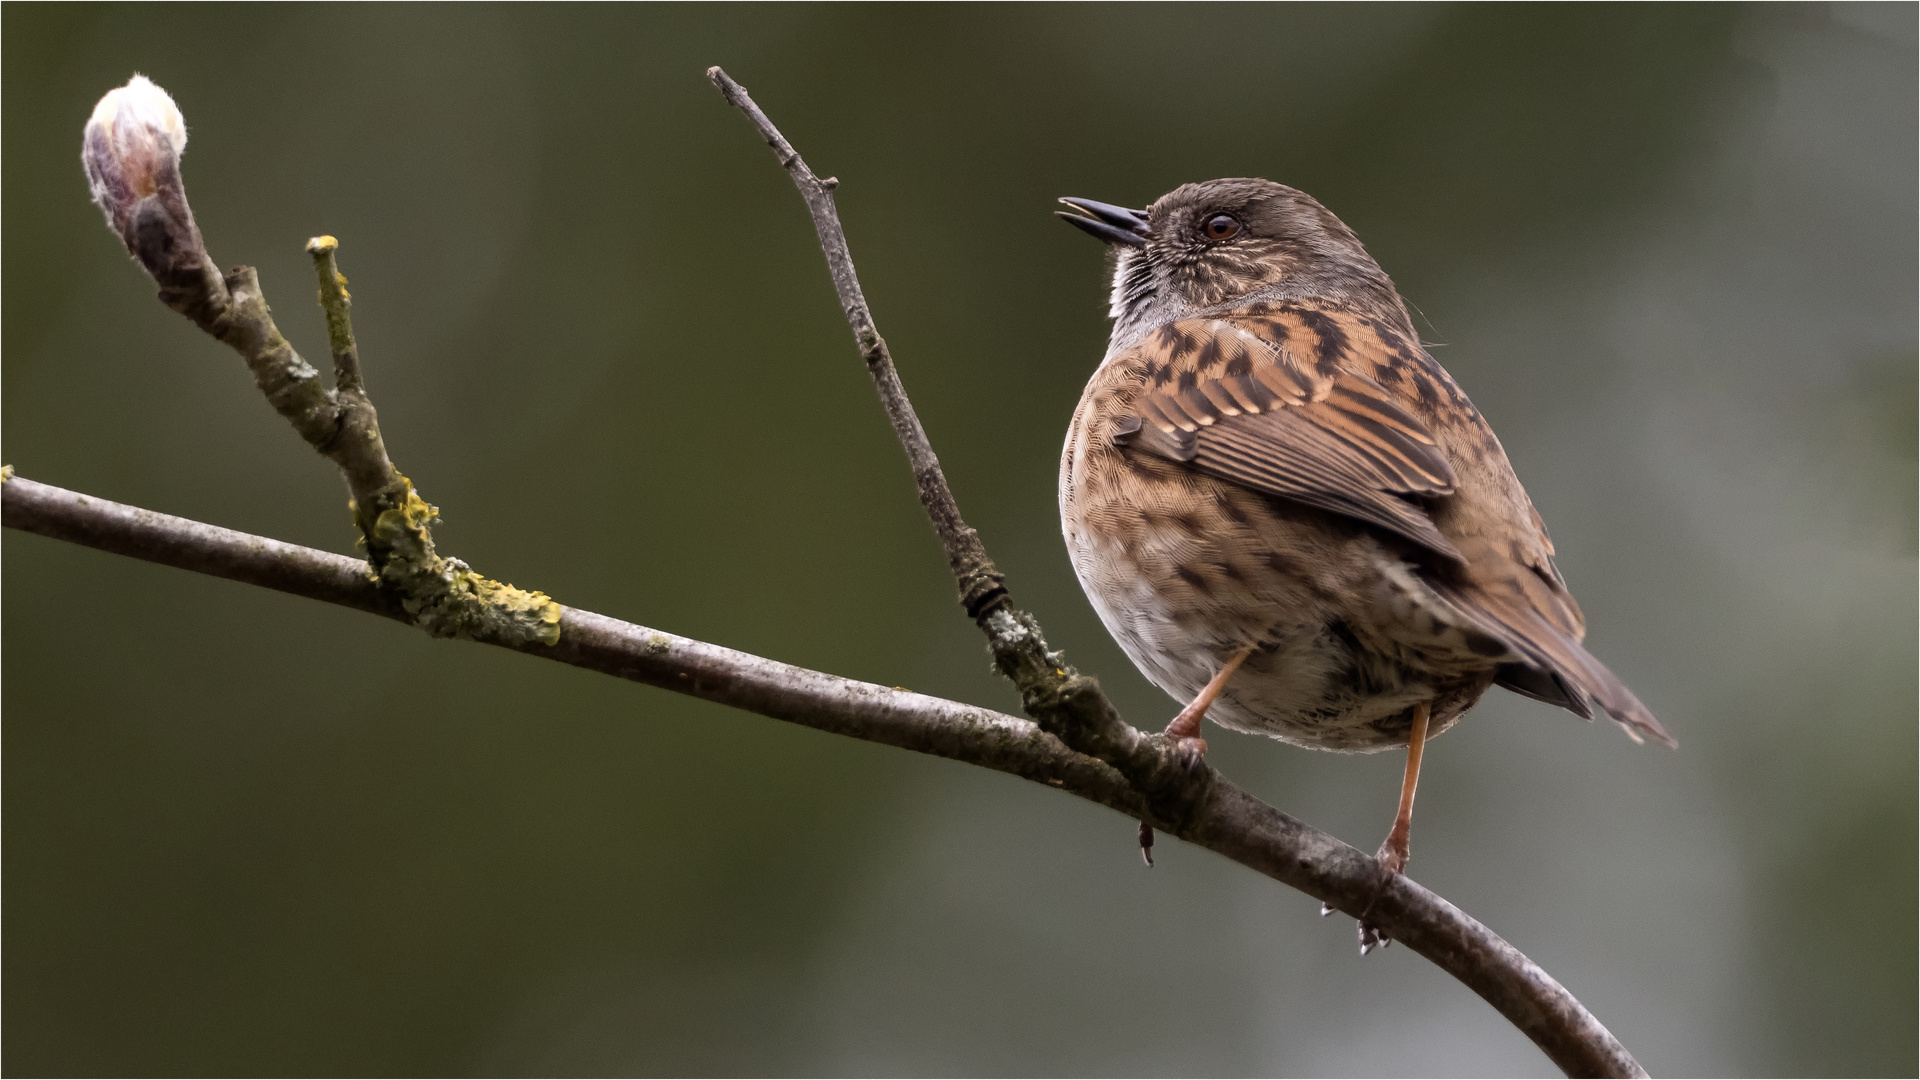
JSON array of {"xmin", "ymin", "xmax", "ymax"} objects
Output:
[
  {"xmin": 1173, "ymin": 735, "xmax": 1209, "ymax": 771},
  {"xmin": 1358, "ymin": 920, "xmax": 1392, "ymax": 955},
  {"xmin": 1355, "ymin": 843, "xmax": 1407, "ymax": 954}
]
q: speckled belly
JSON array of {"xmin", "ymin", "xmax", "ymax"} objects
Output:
[
  {"xmin": 1061, "ymin": 460, "xmax": 1492, "ymax": 752},
  {"xmin": 1069, "ymin": 541, "xmax": 1437, "ymax": 751}
]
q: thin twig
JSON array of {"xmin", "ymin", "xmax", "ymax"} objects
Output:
[
  {"xmin": 703, "ymin": 68, "xmax": 1005, "ymax": 621},
  {"xmin": 706, "ymin": 61, "xmax": 1178, "ymax": 833},
  {"xmin": 307, "ymin": 235, "xmax": 365, "ymax": 394},
  {"xmin": 5, "ymin": 470, "xmax": 1641, "ymax": 1076},
  {"xmin": 706, "ymin": 67, "xmax": 1646, "ymax": 1079}
]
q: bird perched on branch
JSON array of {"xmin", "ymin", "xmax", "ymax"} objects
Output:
[{"xmin": 1057, "ymin": 180, "xmax": 1672, "ymax": 934}]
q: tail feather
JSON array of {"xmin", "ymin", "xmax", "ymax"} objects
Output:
[
  {"xmin": 1492, "ymin": 663, "xmax": 1591, "ymax": 719},
  {"xmin": 1435, "ymin": 551, "xmax": 1675, "ymax": 748}
]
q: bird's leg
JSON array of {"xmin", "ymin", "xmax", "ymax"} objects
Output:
[
  {"xmin": 1375, "ymin": 700, "xmax": 1431, "ymax": 875},
  {"xmin": 1141, "ymin": 646, "xmax": 1254, "ymax": 852},
  {"xmin": 1162, "ymin": 645, "xmax": 1255, "ymax": 753},
  {"xmin": 1352, "ymin": 701, "xmax": 1433, "ymax": 953}
]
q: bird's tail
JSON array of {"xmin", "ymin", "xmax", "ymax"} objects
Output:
[{"xmin": 1433, "ymin": 552, "xmax": 1675, "ymax": 748}]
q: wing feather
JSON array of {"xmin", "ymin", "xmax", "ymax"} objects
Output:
[{"xmin": 1114, "ymin": 315, "xmax": 1459, "ymax": 560}]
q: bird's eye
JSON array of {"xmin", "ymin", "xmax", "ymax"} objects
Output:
[{"xmin": 1203, "ymin": 214, "xmax": 1241, "ymax": 240}]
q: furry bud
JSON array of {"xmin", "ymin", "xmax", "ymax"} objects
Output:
[
  {"xmin": 82, "ymin": 75, "xmax": 188, "ymax": 241},
  {"xmin": 80, "ymin": 75, "xmax": 222, "ymax": 324}
]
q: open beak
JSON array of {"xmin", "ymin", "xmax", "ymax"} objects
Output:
[{"xmin": 1056, "ymin": 197, "xmax": 1149, "ymax": 248}]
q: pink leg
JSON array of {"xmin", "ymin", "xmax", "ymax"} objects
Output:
[
  {"xmin": 1162, "ymin": 645, "xmax": 1255, "ymax": 751},
  {"xmin": 1375, "ymin": 701, "xmax": 1432, "ymax": 874}
]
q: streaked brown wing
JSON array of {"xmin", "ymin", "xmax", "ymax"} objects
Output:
[{"xmin": 1112, "ymin": 314, "xmax": 1462, "ymax": 561}]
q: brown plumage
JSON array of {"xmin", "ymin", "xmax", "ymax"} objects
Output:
[{"xmin": 1057, "ymin": 180, "xmax": 1671, "ymax": 890}]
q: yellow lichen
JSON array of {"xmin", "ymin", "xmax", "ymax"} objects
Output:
[{"xmin": 359, "ymin": 478, "xmax": 562, "ymax": 647}]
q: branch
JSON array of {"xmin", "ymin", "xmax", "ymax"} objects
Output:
[
  {"xmin": 706, "ymin": 68, "xmax": 1647, "ymax": 1078},
  {"xmin": 2, "ymin": 471, "xmax": 1140, "ymax": 811},
  {"xmin": 5, "ymin": 470, "xmax": 1640, "ymax": 1076}
]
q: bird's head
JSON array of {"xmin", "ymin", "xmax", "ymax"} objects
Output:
[{"xmin": 1058, "ymin": 178, "xmax": 1398, "ymax": 352}]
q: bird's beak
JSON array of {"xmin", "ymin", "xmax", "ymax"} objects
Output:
[{"xmin": 1056, "ymin": 197, "xmax": 1149, "ymax": 248}]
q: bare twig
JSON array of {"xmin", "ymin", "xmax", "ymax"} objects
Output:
[
  {"xmin": 706, "ymin": 61, "xmax": 1186, "ymax": 834},
  {"xmin": 706, "ymin": 67, "xmax": 1647, "ymax": 1078},
  {"xmin": 701, "ymin": 72, "xmax": 1005, "ymax": 622}
]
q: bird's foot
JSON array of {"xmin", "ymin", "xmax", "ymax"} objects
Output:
[
  {"xmin": 1375, "ymin": 832, "xmax": 1410, "ymax": 876},
  {"xmin": 1136, "ymin": 698, "xmax": 1219, "ymax": 870},
  {"xmin": 1353, "ymin": 834, "xmax": 1409, "ymax": 955},
  {"xmin": 1358, "ymin": 919, "xmax": 1392, "ymax": 955},
  {"xmin": 1162, "ymin": 706, "xmax": 1210, "ymax": 771},
  {"xmin": 1159, "ymin": 647, "xmax": 1251, "ymax": 769},
  {"xmin": 1323, "ymin": 901, "xmax": 1389, "ymax": 951},
  {"xmin": 1170, "ymin": 734, "xmax": 1209, "ymax": 772}
]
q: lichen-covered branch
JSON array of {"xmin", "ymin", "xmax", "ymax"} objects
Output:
[
  {"xmin": 706, "ymin": 67, "xmax": 1647, "ymax": 1079},
  {"xmin": 80, "ymin": 76, "xmax": 558, "ymax": 648},
  {"xmin": 2, "ymin": 472, "xmax": 1141, "ymax": 815},
  {"xmin": 4, "ymin": 471, "xmax": 1640, "ymax": 1076},
  {"xmin": 307, "ymin": 235, "xmax": 366, "ymax": 394}
]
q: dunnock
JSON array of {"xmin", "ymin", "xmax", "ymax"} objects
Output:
[{"xmin": 1057, "ymin": 180, "xmax": 1672, "ymax": 902}]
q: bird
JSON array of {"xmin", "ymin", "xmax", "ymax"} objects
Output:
[{"xmin": 1055, "ymin": 180, "xmax": 1673, "ymax": 918}]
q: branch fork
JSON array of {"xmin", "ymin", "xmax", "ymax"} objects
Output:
[{"xmin": 79, "ymin": 76, "xmax": 558, "ymax": 648}]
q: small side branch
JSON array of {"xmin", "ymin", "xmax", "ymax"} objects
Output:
[
  {"xmin": 706, "ymin": 67, "xmax": 1006, "ymax": 622},
  {"xmin": 707, "ymin": 63, "xmax": 1177, "ymax": 832},
  {"xmin": 307, "ymin": 235, "xmax": 365, "ymax": 394}
]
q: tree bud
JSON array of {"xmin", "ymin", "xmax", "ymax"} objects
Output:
[
  {"xmin": 80, "ymin": 74, "xmax": 221, "ymax": 323},
  {"xmin": 81, "ymin": 75, "xmax": 188, "ymax": 241}
]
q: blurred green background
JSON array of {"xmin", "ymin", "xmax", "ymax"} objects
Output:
[{"xmin": 5, "ymin": 4, "xmax": 1914, "ymax": 1076}]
